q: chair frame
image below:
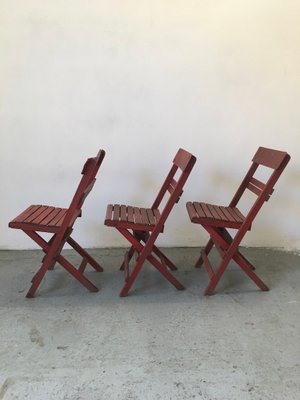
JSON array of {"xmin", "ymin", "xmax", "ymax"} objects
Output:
[
  {"xmin": 9, "ymin": 149, "xmax": 106, "ymax": 297},
  {"xmin": 187, "ymin": 146, "xmax": 290, "ymax": 295},
  {"xmin": 105, "ymin": 148, "xmax": 197, "ymax": 296}
]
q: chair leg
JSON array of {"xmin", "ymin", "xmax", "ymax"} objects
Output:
[
  {"xmin": 195, "ymin": 238, "xmax": 214, "ymax": 268},
  {"xmin": 120, "ymin": 245, "xmax": 135, "ymax": 271},
  {"xmin": 119, "ymin": 257, "xmax": 144, "ymax": 297},
  {"xmin": 67, "ymin": 237, "xmax": 104, "ymax": 272},
  {"xmin": 233, "ymin": 252, "xmax": 269, "ymax": 291},
  {"xmin": 147, "ymin": 253, "xmax": 185, "ymax": 290},
  {"xmin": 204, "ymin": 256, "xmax": 231, "ymax": 295},
  {"xmin": 152, "ymin": 245, "xmax": 177, "ymax": 271},
  {"xmin": 203, "ymin": 242, "xmax": 269, "ymax": 295},
  {"xmin": 118, "ymin": 228, "xmax": 184, "ymax": 296},
  {"xmin": 26, "ymin": 257, "xmax": 55, "ymax": 298},
  {"xmin": 57, "ymin": 255, "xmax": 98, "ymax": 292}
]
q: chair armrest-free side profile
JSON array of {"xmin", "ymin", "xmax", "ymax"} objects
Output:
[
  {"xmin": 186, "ymin": 146, "xmax": 291, "ymax": 295},
  {"xmin": 104, "ymin": 148, "xmax": 197, "ymax": 297},
  {"xmin": 9, "ymin": 149, "xmax": 106, "ymax": 298}
]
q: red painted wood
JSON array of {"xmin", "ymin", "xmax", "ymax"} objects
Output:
[
  {"xmin": 127, "ymin": 206, "xmax": 134, "ymax": 223},
  {"xmin": 253, "ymin": 146, "xmax": 290, "ymax": 169},
  {"xmin": 8, "ymin": 149, "xmax": 106, "ymax": 297},
  {"xmin": 186, "ymin": 146, "xmax": 290, "ymax": 295},
  {"xmin": 104, "ymin": 148, "xmax": 196, "ymax": 296}
]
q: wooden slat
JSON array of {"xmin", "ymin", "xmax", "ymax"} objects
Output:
[
  {"xmin": 250, "ymin": 177, "xmax": 266, "ymax": 190},
  {"xmin": 219, "ymin": 206, "xmax": 230, "ymax": 221},
  {"xmin": 200, "ymin": 203, "xmax": 214, "ymax": 219},
  {"xmin": 186, "ymin": 202, "xmax": 198, "ymax": 222},
  {"xmin": 207, "ymin": 204, "xmax": 221, "ymax": 220},
  {"xmin": 120, "ymin": 205, "xmax": 127, "ymax": 222},
  {"xmin": 226, "ymin": 207, "xmax": 242, "ymax": 223},
  {"xmin": 50, "ymin": 209, "xmax": 67, "ymax": 227},
  {"xmin": 27, "ymin": 206, "xmax": 54, "ymax": 224},
  {"xmin": 11, "ymin": 205, "xmax": 39, "ymax": 223},
  {"xmin": 194, "ymin": 202, "xmax": 206, "ymax": 219},
  {"xmin": 167, "ymin": 178, "xmax": 177, "ymax": 194},
  {"xmin": 146, "ymin": 209, "xmax": 156, "ymax": 225},
  {"xmin": 247, "ymin": 182, "xmax": 262, "ymax": 197},
  {"xmin": 127, "ymin": 206, "xmax": 134, "ymax": 223},
  {"xmin": 41, "ymin": 208, "xmax": 63, "ymax": 226},
  {"xmin": 233, "ymin": 207, "xmax": 245, "ymax": 222},
  {"xmin": 105, "ymin": 204, "xmax": 113, "ymax": 222},
  {"xmin": 173, "ymin": 148, "xmax": 193, "ymax": 171},
  {"xmin": 219, "ymin": 206, "xmax": 237, "ymax": 222},
  {"xmin": 153, "ymin": 209, "xmax": 160, "ymax": 222},
  {"xmin": 133, "ymin": 207, "xmax": 142, "ymax": 224},
  {"xmin": 16, "ymin": 205, "xmax": 45, "ymax": 223},
  {"xmin": 252, "ymin": 147, "xmax": 289, "ymax": 169},
  {"xmin": 113, "ymin": 205, "xmax": 120, "ymax": 221},
  {"xmin": 141, "ymin": 208, "xmax": 150, "ymax": 225}
]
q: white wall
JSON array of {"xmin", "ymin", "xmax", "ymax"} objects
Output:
[{"xmin": 1, "ymin": 0, "xmax": 299, "ymax": 250}]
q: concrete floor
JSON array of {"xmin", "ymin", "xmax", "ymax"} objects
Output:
[{"xmin": 0, "ymin": 247, "xmax": 299, "ymax": 400}]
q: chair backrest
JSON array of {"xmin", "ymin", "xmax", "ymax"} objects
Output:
[
  {"xmin": 61, "ymin": 149, "xmax": 106, "ymax": 232},
  {"xmin": 151, "ymin": 148, "xmax": 197, "ymax": 230},
  {"xmin": 229, "ymin": 146, "xmax": 290, "ymax": 229}
]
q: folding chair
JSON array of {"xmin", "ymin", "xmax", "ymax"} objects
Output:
[
  {"xmin": 105, "ymin": 148, "xmax": 197, "ymax": 296},
  {"xmin": 186, "ymin": 146, "xmax": 290, "ymax": 295},
  {"xmin": 9, "ymin": 149, "xmax": 106, "ymax": 298}
]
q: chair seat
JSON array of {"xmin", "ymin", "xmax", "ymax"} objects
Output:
[
  {"xmin": 105, "ymin": 204, "xmax": 161, "ymax": 231},
  {"xmin": 186, "ymin": 201, "xmax": 246, "ymax": 229},
  {"xmin": 8, "ymin": 204, "xmax": 78, "ymax": 233}
]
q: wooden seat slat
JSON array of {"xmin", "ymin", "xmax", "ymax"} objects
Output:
[
  {"xmin": 120, "ymin": 205, "xmax": 127, "ymax": 222},
  {"xmin": 211, "ymin": 205, "xmax": 228, "ymax": 221},
  {"xmin": 127, "ymin": 206, "xmax": 134, "ymax": 223},
  {"xmin": 146, "ymin": 209, "xmax": 156, "ymax": 225},
  {"xmin": 141, "ymin": 208, "xmax": 150, "ymax": 225},
  {"xmin": 153, "ymin": 209, "xmax": 160, "ymax": 222},
  {"xmin": 233, "ymin": 207, "xmax": 245, "ymax": 222},
  {"xmin": 113, "ymin": 205, "xmax": 120, "ymax": 221},
  {"xmin": 133, "ymin": 207, "xmax": 142, "ymax": 225},
  {"xmin": 25, "ymin": 206, "xmax": 52, "ymax": 223},
  {"xmin": 218, "ymin": 206, "xmax": 237, "ymax": 223},
  {"xmin": 40, "ymin": 208, "xmax": 63, "ymax": 226},
  {"xmin": 31, "ymin": 207, "xmax": 56, "ymax": 225},
  {"xmin": 105, "ymin": 204, "xmax": 113, "ymax": 223},
  {"xmin": 15, "ymin": 205, "xmax": 44, "ymax": 223},
  {"xmin": 193, "ymin": 202, "xmax": 206, "ymax": 219},
  {"xmin": 207, "ymin": 204, "xmax": 222, "ymax": 220},
  {"xmin": 49, "ymin": 209, "xmax": 68, "ymax": 226},
  {"xmin": 186, "ymin": 202, "xmax": 198, "ymax": 222},
  {"xmin": 11, "ymin": 205, "xmax": 38, "ymax": 223}
]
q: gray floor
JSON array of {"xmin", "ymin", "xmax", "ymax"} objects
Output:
[{"xmin": 0, "ymin": 247, "xmax": 299, "ymax": 400}]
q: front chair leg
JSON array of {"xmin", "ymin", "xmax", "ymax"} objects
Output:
[
  {"xmin": 27, "ymin": 257, "xmax": 55, "ymax": 298},
  {"xmin": 119, "ymin": 256, "xmax": 145, "ymax": 297},
  {"xmin": 195, "ymin": 238, "xmax": 214, "ymax": 268},
  {"xmin": 120, "ymin": 245, "xmax": 135, "ymax": 271}
]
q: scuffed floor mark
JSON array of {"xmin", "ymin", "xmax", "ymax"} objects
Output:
[
  {"xmin": 0, "ymin": 378, "xmax": 14, "ymax": 400},
  {"xmin": 30, "ymin": 327, "xmax": 44, "ymax": 347}
]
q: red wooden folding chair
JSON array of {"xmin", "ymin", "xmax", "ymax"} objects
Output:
[
  {"xmin": 9, "ymin": 149, "xmax": 106, "ymax": 297},
  {"xmin": 105, "ymin": 148, "xmax": 197, "ymax": 296},
  {"xmin": 186, "ymin": 146, "xmax": 290, "ymax": 295}
]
